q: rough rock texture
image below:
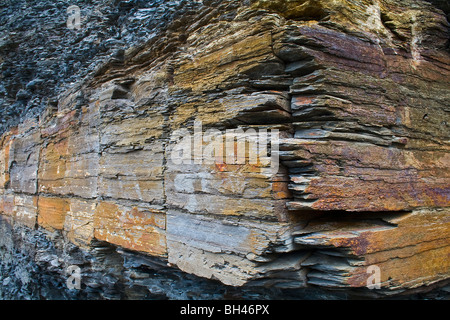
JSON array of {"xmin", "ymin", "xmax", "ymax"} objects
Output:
[{"xmin": 0, "ymin": 0, "xmax": 449, "ymax": 299}]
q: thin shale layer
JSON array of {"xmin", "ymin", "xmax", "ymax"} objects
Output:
[{"xmin": 0, "ymin": 0, "xmax": 449, "ymax": 299}]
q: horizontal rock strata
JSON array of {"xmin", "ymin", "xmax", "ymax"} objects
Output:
[{"xmin": 0, "ymin": 0, "xmax": 449, "ymax": 298}]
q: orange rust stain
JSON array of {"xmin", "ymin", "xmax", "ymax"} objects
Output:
[
  {"xmin": 37, "ymin": 196, "xmax": 70, "ymax": 231},
  {"xmin": 293, "ymin": 96, "xmax": 314, "ymax": 106},
  {"xmin": 215, "ymin": 163, "xmax": 227, "ymax": 172}
]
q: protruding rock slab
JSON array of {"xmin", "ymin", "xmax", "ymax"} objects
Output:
[{"xmin": 295, "ymin": 209, "xmax": 450, "ymax": 292}]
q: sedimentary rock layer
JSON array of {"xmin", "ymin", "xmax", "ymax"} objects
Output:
[{"xmin": 0, "ymin": 0, "xmax": 449, "ymax": 298}]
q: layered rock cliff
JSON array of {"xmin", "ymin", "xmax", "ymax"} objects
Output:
[{"xmin": 0, "ymin": 0, "xmax": 449, "ymax": 299}]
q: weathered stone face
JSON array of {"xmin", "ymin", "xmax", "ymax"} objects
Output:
[
  {"xmin": 0, "ymin": 0, "xmax": 449, "ymax": 298},
  {"xmin": 94, "ymin": 201, "xmax": 166, "ymax": 257},
  {"xmin": 64, "ymin": 198, "xmax": 96, "ymax": 249}
]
